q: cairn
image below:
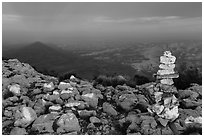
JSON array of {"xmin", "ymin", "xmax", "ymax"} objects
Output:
[{"xmin": 148, "ymin": 51, "xmax": 180, "ymax": 129}]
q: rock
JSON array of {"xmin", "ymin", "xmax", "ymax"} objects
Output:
[
  {"xmin": 78, "ymin": 110, "xmax": 96, "ymax": 118},
  {"xmin": 160, "ymin": 79, "xmax": 174, "ymax": 85},
  {"xmin": 43, "ymin": 82, "xmax": 55, "ymax": 91},
  {"xmin": 10, "ymin": 127, "xmax": 27, "ymax": 135},
  {"xmin": 81, "ymin": 93, "xmax": 98, "ymax": 108},
  {"xmin": 49, "ymin": 105, "xmax": 62, "ymax": 113},
  {"xmin": 53, "ymin": 90, "xmax": 59, "ymax": 95},
  {"xmin": 181, "ymin": 99, "xmax": 201, "ymax": 109},
  {"xmin": 32, "ymin": 113, "xmax": 59, "ymax": 133},
  {"xmin": 32, "ymin": 88, "xmax": 42, "ymax": 95},
  {"xmin": 102, "ymin": 102, "xmax": 118, "ymax": 116},
  {"xmin": 65, "ymin": 101, "xmax": 84, "ymax": 109},
  {"xmin": 14, "ymin": 106, "xmax": 37, "ymax": 128},
  {"xmin": 90, "ymin": 116, "xmax": 101, "ymax": 124},
  {"xmin": 185, "ymin": 116, "xmax": 202, "ymax": 124},
  {"xmin": 8, "ymin": 96, "xmax": 19, "ymax": 102},
  {"xmin": 158, "ymin": 118, "xmax": 169, "ymax": 127},
  {"xmin": 116, "ymin": 94, "xmax": 138, "ymax": 111},
  {"xmin": 8, "ymin": 84, "xmax": 21, "ymax": 96},
  {"xmin": 57, "ymin": 113, "xmax": 80, "ymax": 133},
  {"xmin": 58, "ymin": 82, "xmax": 72, "ymax": 90}
]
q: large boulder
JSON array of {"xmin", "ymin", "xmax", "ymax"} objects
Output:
[
  {"xmin": 14, "ymin": 106, "xmax": 37, "ymax": 128},
  {"xmin": 32, "ymin": 113, "xmax": 59, "ymax": 133},
  {"xmin": 57, "ymin": 112, "xmax": 81, "ymax": 133}
]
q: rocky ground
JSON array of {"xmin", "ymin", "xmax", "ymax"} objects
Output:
[{"xmin": 2, "ymin": 59, "xmax": 202, "ymax": 135}]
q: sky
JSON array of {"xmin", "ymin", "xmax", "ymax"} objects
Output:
[{"xmin": 2, "ymin": 2, "xmax": 202, "ymax": 44}]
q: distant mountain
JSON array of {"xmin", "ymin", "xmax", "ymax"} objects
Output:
[
  {"xmin": 3, "ymin": 41, "xmax": 137, "ymax": 80},
  {"xmin": 3, "ymin": 41, "xmax": 79, "ymax": 71}
]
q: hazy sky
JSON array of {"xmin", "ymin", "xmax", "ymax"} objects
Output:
[{"xmin": 2, "ymin": 2, "xmax": 202, "ymax": 44}]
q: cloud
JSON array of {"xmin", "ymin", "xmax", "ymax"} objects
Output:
[
  {"xmin": 93, "ymin": 16, "xmax": 200, "ymax": 25},
  {"xmin": 2, "ymin": 14, "xmax": 22, "ymax": 22}
]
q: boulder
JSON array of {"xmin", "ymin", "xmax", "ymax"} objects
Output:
[
  {"xmin": 57, "ymin": 112, "xmax": 80, "ymax": 133},
  {"xmin": 8, "ymin": 84, "xmax": 21, "ymax": 96},
  {"xmin": 116, "ymin": 94, "xmax": 138, "ymax": 111},
  {"xmin": 14, "ymin": 106, "xmax": 37, "ymax": 128},
  {"xmin": 81, "ymin": 93, "xmax": 99, "ymax": 108},
  {"xmin": 32, "ymin": 113, "xmax": 59, "ymax": 133}
]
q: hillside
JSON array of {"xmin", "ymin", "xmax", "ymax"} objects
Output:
[{"xmin": 2, "ymin": 59, "xmax": 202, "ymax": 135}]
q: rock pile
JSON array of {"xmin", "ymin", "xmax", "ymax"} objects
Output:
[
  {"xmin": 2, "ymin": 59, "xmax": 202, "ymax": 135},
  {"xmin": 148, "ymin": 51, "xmax": 180, "ymax": 127}
]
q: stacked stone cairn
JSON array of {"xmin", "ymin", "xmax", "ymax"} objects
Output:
[{"xmin": 148, "ymin": 51, "xmax": 179, "ymax": 127}]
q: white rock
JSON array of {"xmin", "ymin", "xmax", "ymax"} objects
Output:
[
  {"xmin": 163, "ymin": 106, "xmax": 179, "ymax": 121},
  {"xmin": 61, "ymin": 89, "xmax": 73, "ymax": 94},
  {"xmin": 8, "ymin": 84, "xmax": 21, "ymax": 95},
  {"xmin": 65, "ymin": 102, "xmax": 81, "ymax": 107},
  {"xmin": 157, "ymin": 69, "xmax": 175, "ymax": 75},
  {"xmin": 185, "ymin": 116, "xmax": 202, "ymax": 124},
  {"xmin": 163, "ymin": 95, "xmax": 177, "ymax": 107},
  {"xmin": 44, "ymin": 82, "xmax": 54, "ymax": 89},
  {"xmin": 160, "ymin": 79, "xmax": 174, "ymax": 85},
  {"xmin": 152, "ymin": 104, "xmax": 164, "ymax": 115},
  {"xmin": 58, "ymin": 82, "xmax": 72, "ymax": 90},
  {"xmin": 159, "ymin": 64, "xmax": 175, "ymax": 70},
  {"xmin": 70, "ymin": 75, "xmax": 76, "ymax": 80},
  {"xmin": 82, "ymin": 93, "xmax": 95, "ymax": 98},
  {"xmin": 154, "ymin": 92, "xmax": 163, "ymax": 103},
  {"xmin": 49, "ymin": 105, "xmax": 62, "ymax": 111},
  {"xmin": 53, "ymin": 90, "xmax": 59, "ymax": 95},
  {"xmin": 160, "ymin": 56, "xmax": 176, "ymax": 64}
]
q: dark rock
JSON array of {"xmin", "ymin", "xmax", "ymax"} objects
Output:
[
  {"xmin": 181, "ymin": 99, "xmax": 201, "ymax": 109},
  {"xmin": 116, "ymin": 94, "xmax": 138, "ymax": 111}
]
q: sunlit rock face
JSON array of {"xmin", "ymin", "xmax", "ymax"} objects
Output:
[{"xmin": 149, "ymin": 51, "xmax": 180, "ymax": 126}]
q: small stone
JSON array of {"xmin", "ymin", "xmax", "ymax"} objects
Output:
[
  {"xmin": 8, "ymin": 96, "xmax": 19, "ymax": 102},
  {"xmin": 160, "ymin": 55, "xmax": 176, "ymax": 65},
  {"xmin": 159, "ymin": 64, "xmax": 175, "ymax": 70},
  {"xmin": 158, "ymin": 118, "xmax": 169, "ymax": 127},
  {"xmin": 90, "ymin": 116, "xmax": 101, "ymax": 124},
  {"xmin": 160, "ymin": 79, "xmax": 174, "ymax": 85},
  {"xmin": 58, "ymin": 82, "xmax": 72, "ymax": 90},
  {"xmin": 78, "ymin": 110, "xmax": 96, "ymax": 118},
  {"xmin": 61, "ymin": 89, "xmax": 73, "ymax": 94},
  {"xmin": 53, "ymin": 90, "xmax": 59, "ymax": 95},
  {"xmin": 8, "ymin": 84, "xmax": 21, "ymax": 96},
  {"xmin": 103, "ymin": 102, "xmax": 118, "ymax": 116},
  {"xmin": 44, "ymin": 82, "xmax": 55, "ymax": 91},
  {"xmin": 32, "ymin": 89, "xmax": 42, "ymax": 95},
  {"xmin": 65, "ymin": 101, "xmax": 81, "ymax": 108},
  {"xmin": 49, "ymin": 105, "xmax": 62, "ymax": 112}
]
